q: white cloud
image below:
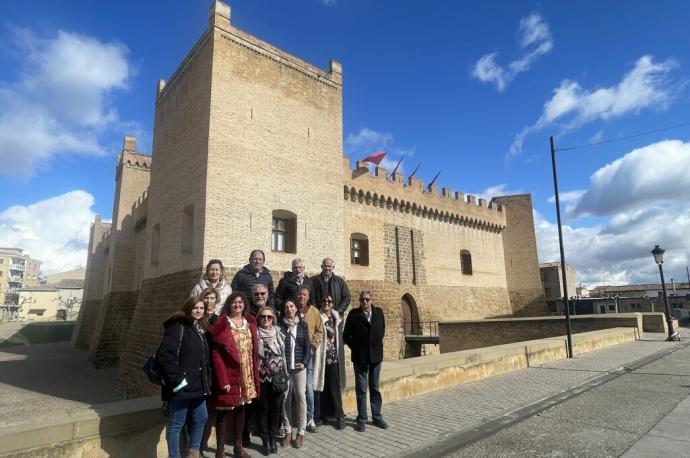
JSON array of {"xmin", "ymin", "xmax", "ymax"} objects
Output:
[
  {"xmin": 0, "ymin": 27, "xmax": 132, "ymax": 176},
  {"xmin": 571, "ymin": 140, "xmax": 690, "ymax": 217},
  {"xmin": 472, "ymin": 184, "xmax": 525, "ymax": 201},
  {"xmin": 472, "ymin": 13, "xmax": 553, "ymax": 92},
  {"xmin": 345, "ymin": 127, "xmax": 415, "ymax": 173},
  {"xmin": 510, "ymin": 55, "xmax": 679, "ymax": 156},
  {"xmin": 0, "ymin": 191, "xmax": 96, "ymax": 274},
  {"xmin": 536, "ymin": 139, "xmax": 690, "ymax": 286},
  {"xmin": 547, "ymin": 189, "xmax": 586, "ymax": 204},
  {"xmin": 535, "ymin": 207, "xmax": 690, "ymax": 287}
]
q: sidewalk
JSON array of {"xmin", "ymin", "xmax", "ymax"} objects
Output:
[{"xmin": 261, "ymin": 330, "xmax": 687, "ymax": 458}]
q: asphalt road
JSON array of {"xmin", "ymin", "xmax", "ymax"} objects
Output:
[{"xmin": 442, "ymin": 343, "xmax": 690, "ymax": 457}]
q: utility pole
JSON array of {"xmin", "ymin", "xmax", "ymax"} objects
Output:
[{"xmin": 550, "ymin": 136, "xmax": 573, "ymax": 358}]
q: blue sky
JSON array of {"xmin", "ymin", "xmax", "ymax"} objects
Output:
[{"xmin": 1, "ymin": 0, "xmax": 689, "ymax": 286}]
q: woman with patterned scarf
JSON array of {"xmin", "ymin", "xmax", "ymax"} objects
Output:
[{"xmin": 255, "ymin": 306, "xmax": 288, "ymax": 455}]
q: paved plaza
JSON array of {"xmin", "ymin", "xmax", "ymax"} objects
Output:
[{"xmin": 0, "ymin": 323, "xmax": 688, "ymax": 457}]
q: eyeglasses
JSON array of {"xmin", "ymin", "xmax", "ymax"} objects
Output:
[
  {"xmin": 322, "ymin": 299, "xmax": 333, "ymax": 303},
  {"xmin": 360, "ymin": 297, "xmax": 371, "ymax": 302},
  {"xmin": 254, "ymin": 291, "xmax": 268, "ymax": 296},
  {"xmin": 259, "ymin": 315, "xmax": 274, "ymax": 321}
]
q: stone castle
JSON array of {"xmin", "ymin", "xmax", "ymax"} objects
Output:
[{"xmin": 73, "ymin": 1, "xmax": 546, "ymax": 399}]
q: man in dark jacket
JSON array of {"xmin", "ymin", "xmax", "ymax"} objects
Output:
[
  {"xmin": 275, "ymin": 257, "xmax": 314, "ymax": 314},
  {"xmin": 311, "ymin": 257, "xmax": 351, "ymax": 316},
  {"xmin": 343, "ymin": 290, "xmax": 387, "ymax": 432},
  {"xmin": 231, "ymin": 249, "xmax": 275, "ymax": 312}
]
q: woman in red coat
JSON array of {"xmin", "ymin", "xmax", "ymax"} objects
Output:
[{"xmin": 208, "ymin": 291, "xmax": 260, "ymax": 458}]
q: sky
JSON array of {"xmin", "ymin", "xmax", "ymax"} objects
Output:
[{"xmin": 0, "ymin": 0, "xmax": 689, "ymax": 287}]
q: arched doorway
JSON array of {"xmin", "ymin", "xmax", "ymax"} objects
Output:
[{"xmin": 401, "ymin": 293, "xmax": 421, "ymax": 358}]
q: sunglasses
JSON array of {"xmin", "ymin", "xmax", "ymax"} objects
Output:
[
  {"xmin": 259, "ymin": 315, "xmax": 274, "ymax": 320},
  {"xmin": 322, "ymin": 299, "xmax": 333, "ymax": 303}
]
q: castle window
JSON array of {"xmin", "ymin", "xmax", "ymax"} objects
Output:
[
  {"xmin": 181, "ymin": 205, "xmax": 194, "ymax": 255},
  {"xmin": 351, "ymin": 233, "xmax": 369, "ymax": 266},
  {"xmin": 460, "ymin": 250, "xmax": 472, "ymax": 275},
  {"xmin": 272, "ymin": 210, "xmax": 296, "ymax": 253},
  {"xmin": 151, "ymin": 224, "xmax": 160, "ymax": 265}
]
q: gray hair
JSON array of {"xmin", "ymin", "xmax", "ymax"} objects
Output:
[
  {"xmin": 359, "ymin": 289, "xmax": 372, "ymax": 298},
  {"xmin": 252, "ymin": 283, "xmax": 269, "ymax": 293},
  {"xmin": 292, "ymin": 258, "xmax": 304, "ymax": 268},
  {"xmin": 321, "ymin": 257, "xmax": 334, "ymax": 265}
]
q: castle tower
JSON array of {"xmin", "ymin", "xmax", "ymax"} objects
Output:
[
  {"xmin": 88, "ymin": 137, "xmax": 151, "ymax": 367},
  {"xmin": 491, "ymin": 194, "xmax": 546, "ymax": 315}
]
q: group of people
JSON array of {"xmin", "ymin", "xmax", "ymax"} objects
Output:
[{"xmin": 156, "ymin": 250, "xmax": 387, "ymax": 458}]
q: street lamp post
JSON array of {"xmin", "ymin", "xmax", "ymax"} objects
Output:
[{"xmin": 651, "ymin": 245, "xmax": 676, "ymax": 340}]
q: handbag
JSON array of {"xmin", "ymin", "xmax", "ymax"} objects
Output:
[
  {"xmin": 271, "ymin": 371, "xmax": 289, "ymax": 392},
  {"xmin": 143, "ymin": 325, "xmax": 184, "ymax": 386}
]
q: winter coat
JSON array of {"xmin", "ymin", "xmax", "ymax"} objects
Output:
[
  {"xmin": 343, "ymin": 306, "xmax": 385, "ymax": 365},
  {"xmin": 280, "ymin": 318, "xmax": 311, "ymax": 370},
  {"xmin": 190, "ymin": 276, "xmax": 232, "ymax": 311},
  {"xmin": 311, "ymin": 274, "xmax": 351, "ymax": 315},
  {"xmin": 313, "ymin": 310, "xmax": 346, "ymax": 392},
  {"xmin": 301, "ymin": 305, "xmax": 324, "ymax": 349},
  {"xmin": 158, "ymin": 317, "xmax": 212, "ymax": 401},
  {"xmin": 208, "ymin": 314, "xmax": 261, "ymax": 408},
  {"xmin": 230, "ymin": 265, "xmax": 275, "ymax": 313},
  {"xmin": 275, "ymin": 272, "xmax": 314, "ymax": 313}
]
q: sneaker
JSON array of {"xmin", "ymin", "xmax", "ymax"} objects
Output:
[
  {"xmin": 354, "ymin": 422, "xmax": 365, "ymax": 432},
  {"xmin": 306, "ymin": 419, "xmax": 318, "ymax": 433},
  {"xmin": 373, "ymin": 419, "xmax": 389, "ymax": 429}
]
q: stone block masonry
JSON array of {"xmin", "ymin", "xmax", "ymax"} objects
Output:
[
  {"xmin": 89, "ymin": 291, "xmax": 140, "ymax": 368},
  {"xmin": 116, "ymin": 268, "xmax": 201, "ymax": 399}
]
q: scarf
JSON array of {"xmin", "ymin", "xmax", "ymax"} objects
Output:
[
  {"xmin": 282, "ymin": 315, "xmax": 299, "ymax": 329},
  {"xmin": 192, "ymin": 319, "xmax": 205, "ymax": 338},
  {"xmin": 228, "ymin": 316, "xmax": 248, "ymax": 333},
  {"xmin": 258, "ymin": 325, "xmax": 281, "ymax": 355}
]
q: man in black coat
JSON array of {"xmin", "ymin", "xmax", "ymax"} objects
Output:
[
  {"xmin": 343, "ymin": 289, "xmax": 388, "ymax": 432},
  {"xmin": 274, "ymin": 257, "xmax": 314, "ymax": 314},
  {"xmin": 311, "ymin": 257, "xmax": 351, "ymax": 315},
  {"xmin": 230, "ymin": 249, "xmax": 275, "ymax": 313}
]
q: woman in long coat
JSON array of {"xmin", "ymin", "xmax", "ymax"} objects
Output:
[
  {"xmin": 208, "ymin": 292, "xmax": 260, "ymax": 458},
  {"xmin": 312, "ymin": 294, "xmax": 346, "ymax": 430}
]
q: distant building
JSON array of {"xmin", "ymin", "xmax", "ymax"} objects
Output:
[
  {"xmin": 46, "ymin": 267, "xmax": 86, "ymax": 285},
  {"xmin": 539, "ymin": 262, "xmax": 576, "ymax": 314},
  {"xmin": 18, "ymin": 279, "xmax": 84, "ymax": 321},
  {"xmin": 0, "ymin": 248, "xmax": 42, "ymax": 320},
  {"xmin": 584, "ymin": 282, "xmax": 690, "ymax": 315}
]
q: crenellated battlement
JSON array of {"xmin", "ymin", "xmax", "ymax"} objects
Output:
[
  {"xmin": 117, "ymin": 136, "xmax": 152, "ymax": 171},
  {"xmin": 342, "ymin": 157, "xmax": 506, "ymax": 232},
  {"xmin": 132, "ymin": 191, "xmax": 149, "ymax": 231}
]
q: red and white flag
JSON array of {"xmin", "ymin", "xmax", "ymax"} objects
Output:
[{"xmin": 360, "ymin": 150, "xmax": 386, "ymax": 165}]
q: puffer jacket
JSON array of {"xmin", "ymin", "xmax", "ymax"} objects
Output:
[{"xmin": 230, "ymin": 265, "xmax": 275, "ymax": 311}]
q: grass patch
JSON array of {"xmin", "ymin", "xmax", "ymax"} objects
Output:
[{"xmin": 0, "ymin": 321, "xmax": 75, "ymax": 348}]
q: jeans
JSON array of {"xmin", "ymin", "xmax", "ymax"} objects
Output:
[
  {"xmin": 305, "ymin": 354, "xmax": 315, "ymax": 421},
  {"xmin": 167, "ymin": 397, "xmax": 207, "ymax": 458},
  {"xmin": 353, "ymin": 362, "xmax": 382, "ymax": 425}
]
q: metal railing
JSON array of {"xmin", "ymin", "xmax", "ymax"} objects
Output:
[{"xmin": 403, "ymin": 320, "xmax": 438, "ymax": 337}]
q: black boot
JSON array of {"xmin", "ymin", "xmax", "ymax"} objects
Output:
[
  {"xmin": 261, "ymin": 437, "xmax": 270, "ymax": 456},
  {"xmin": 269, "ymin": 436, "xmax": 277, "ymax": 454}
]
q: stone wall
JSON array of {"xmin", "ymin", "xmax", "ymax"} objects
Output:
[
  {"xmin": 89, "ymin": 291, "xmax": 140, "ymax": 368},
  {"xmin": 202, "ymin": 6, "xmax": 345, "ymax": 274},
  {"xmin": 73, "ymin": 299, "xmax": 102, "ymax": 349},
  {"xmin": 438, "ymin": 314, "xmax": 643, "ymax": 353},
  {"xmin": 492, "ymin": 194, "xmax": 546, "ymax": 316},
  {"xmin": 116, "ymin": 268, "xmax": 201, "ymax": 399}
]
